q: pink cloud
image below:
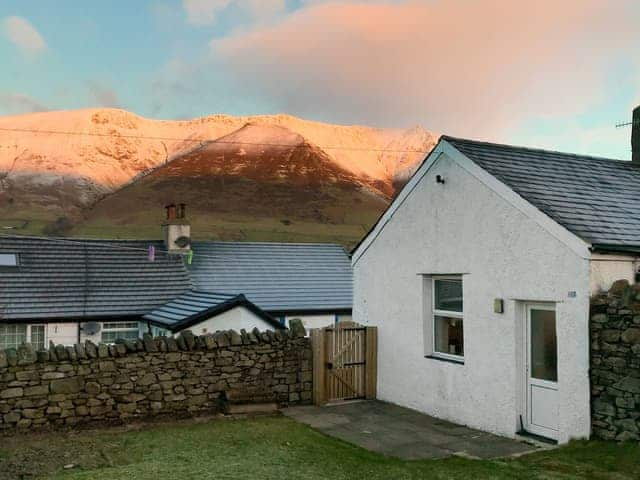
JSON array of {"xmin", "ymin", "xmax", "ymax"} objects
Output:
[{"xmin": 211, "ymin": 0, "xmax": 639, "ymax": 139}]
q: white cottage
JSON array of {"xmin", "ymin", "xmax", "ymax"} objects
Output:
[{"xmin": 352, "ymin": 128, "xmax": 640, "ymax": 443}]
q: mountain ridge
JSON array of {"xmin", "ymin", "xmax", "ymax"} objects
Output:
[{"xmin": 0, "ymin": 108, "xmax": 438, "ymax": 245}]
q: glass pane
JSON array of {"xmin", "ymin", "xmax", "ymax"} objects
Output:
[
  {"xmin": 30, "ymin": 325, "xmax": 45, "ymax": 350},
  {"xmin": 101, "ymin": 327, "xmax": 139, "ymax": 343},
  {"xmin": 530, "ymin": 309, "xmax": 557, "ymax": 382},
  {"xmin": 434, "ymin": 315, "xmax": 464, "ymax": 356},
  {"xmin": 434, "ymin": 279, "xmax": 463, "ymax": 312},
  {"xmin": 0, "ymin": 324, "xmax": 27, "ymax": 349}
]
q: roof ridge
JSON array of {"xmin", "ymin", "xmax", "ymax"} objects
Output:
[
  {"xmin": 441, "ymin": 135, "xmax": 632, "ymax": 165},
  {"xmin": 191, "ymin": 240, "xmax": 345, "ymax": 247}
]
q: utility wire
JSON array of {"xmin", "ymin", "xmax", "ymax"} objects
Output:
[{"xmin": 0, "ymin": 126, "xmax": 434, "ymax": 154}]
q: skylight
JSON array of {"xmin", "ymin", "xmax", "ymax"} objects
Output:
[{"xmin": 0, "ymin": 253, "xmax": 18, "ymax": 267}]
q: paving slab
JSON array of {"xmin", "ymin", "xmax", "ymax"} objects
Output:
[{"xmin": 282, "ymin": 400, "xmax": 540, "ymax": 460}]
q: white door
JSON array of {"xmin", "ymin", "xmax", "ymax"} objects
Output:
[{"xmin": 525, "ymin": 304, "xmax": 558, "ymax": 440}]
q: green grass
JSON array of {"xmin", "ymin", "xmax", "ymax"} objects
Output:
[{"xmin": 1, "ymin": 416, "xmax": 638, "ymax": 480}]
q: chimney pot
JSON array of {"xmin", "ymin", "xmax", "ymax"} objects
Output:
[
  {"xmin": 165, "ymin": 204, "xmax": 177, "ymax": 221},
  {"xmin": 633, "ymin": 105, "xmax": 640, "ymax": 164}
]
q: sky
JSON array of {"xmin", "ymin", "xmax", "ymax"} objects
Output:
[{"xmin": 0, "ymin": 0, "xmax": 639, "ymax": 159}]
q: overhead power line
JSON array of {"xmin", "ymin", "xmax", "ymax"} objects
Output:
[{"xmin": 0, "ymin": 126, "xmax": 434, "ymax": 154}]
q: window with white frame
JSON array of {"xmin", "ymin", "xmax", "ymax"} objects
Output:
[
  {"xmin": 0, "ymin": 324, "xmax": 46, "ymax": 350},
  {"xmin": 432, "ymin": 277, "xmax": 464, "ymax": 359},
  {"xmin": 101, "ymin": 322, "xmax": 140, "ymax": 343},
  {"xmin": 30, "ymin": 325, "xmax": 46, "ymax": 350}
]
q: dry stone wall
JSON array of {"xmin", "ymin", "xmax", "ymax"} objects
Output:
[
  {"xmin": 590, "ymin": 280, "xmax": 640, "ymax": 441},
  {"xmin": 0, "ymin": 320, "xmax": 311, "ymax": 432}
]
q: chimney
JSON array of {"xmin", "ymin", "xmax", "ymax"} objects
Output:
[
  {"xmin": 162, "ymin": 203, "xmax": 191, "ymax": 253},
  {"xmin": 633, "ymin": 105, "xmax": 640, "ymax": 164}
]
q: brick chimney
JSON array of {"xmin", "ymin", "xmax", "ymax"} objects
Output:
[
  {"xmin": 162, "ymin": 203, "xmax": 191, "ymax": 253},
  {"xmin": 633, "ymin": 105, "xmax": 640, "ymax": 164}
]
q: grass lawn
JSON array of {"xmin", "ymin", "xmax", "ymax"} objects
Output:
[{"xmin": 0, "ymin": 415, "xmax": 638, "ymax": 480}]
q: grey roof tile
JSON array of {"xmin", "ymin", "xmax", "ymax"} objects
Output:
[
  {"xmin": 188, "ymin": 241, "xmax": 352, "ymax": 313},
  {"xmin": 444, "ymin": 136, "xmax": 640, "ymax": 249},
  {"xmin": 0, "ymin": 236, "xmax": 192, "ymax": 320}
]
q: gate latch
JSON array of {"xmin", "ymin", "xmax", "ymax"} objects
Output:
[{"xmin": 326, "ymin": 362, "xmax": 333, "ymax": 370}]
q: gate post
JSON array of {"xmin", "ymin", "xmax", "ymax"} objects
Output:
[
  {"xmin": 311, "ymin": 328, "xmax": 326, "ymax": 405},
  {"xmin": 365, "ymin": 326, "xmax": 377, "ymax": 400}
]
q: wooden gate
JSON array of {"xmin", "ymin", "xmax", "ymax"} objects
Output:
[{"xmin": 311, "ymin": 322, "xmax": 377, "ymax": 404}]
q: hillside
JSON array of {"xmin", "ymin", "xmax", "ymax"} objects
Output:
[
  {"xmin": 77, "ymin": 124, "xmax": 390, "ymax": 246},
  {"xmin": 0, "ymin": 108, "xmax": 438, "ymax": 244}
]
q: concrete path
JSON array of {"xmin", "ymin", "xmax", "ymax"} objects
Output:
[{"xmin": 282, "ymin": 400, "xmax": 540, "ymax": 460}]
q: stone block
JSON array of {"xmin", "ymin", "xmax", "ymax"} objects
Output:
[
  {"xmin": 17, "ymin": 343, "xmax": 37, "ymax": 365},
  {"xmin": 1, "ymin": 387, "xmax": 23, "ymax": 399},
  {"xmin": 6, "ymin": 349, "xmax": 18, "ymax": 367},
  {"xmin": 50, "ymin": 377, "xmax": 84, "ymax": 395},
  {"xmin": 289, "ymin": 319, "xmax": 306, "ymax": 338},
  {"xmin": 24, "ymin": 385, "xmax": 49, "ymax": 397},
  {"xmin": 142, "ymin": 333, "xmax": 157, "ymax": 352},
  {"xmin": 98, "ymin": 343, "xmax": 109, "ymax": 358},
  {"xmin": 621, "ymin": 328, "xmax": 640, "ymax": 344},
  {"xmin": 85, "ymin": 341, "xmax": 98, "ymax": 359},
  {"xmin": 85, "ymin": 382, "xmax": 101, "ymax": 395},
  {"xmin": 614, "ymin": 377, "xmax": 640, "ymax": 394}
]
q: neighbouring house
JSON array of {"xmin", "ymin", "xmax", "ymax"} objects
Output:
[
  {"xmin": 187, "ymin": 241, "xmax": 353, "ymax": 330},
  {"xmin": 0, "ymin": 236, "xmax": 192, "ymax": 349},
  {"xmin": 352, "ymin": 106, "xmax": 640, "ymax": 444},
  {"xmin": 0, "ymin": 205, "xmax": 352, "ymax": 348},
  {"xmin": 142, "ymin": 290, "xmax": 284, "ymax": 335}
]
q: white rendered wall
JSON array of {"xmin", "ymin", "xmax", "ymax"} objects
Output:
[
  {"xmin": 590, "ymin": 253, "xmax": 638, "ymax": 295},
  {"xmin": 46, "ymin": 323, "xmax": 78, "ymax": 346},
  {"xmin": 352, "ymin": 152, "xmax": 591, "ymax": 443},
  {"xmin": 188, "ymin": 306, "xmax": 274, "ymax": 335}
]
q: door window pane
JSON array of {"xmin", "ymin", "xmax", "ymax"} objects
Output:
[
  {"xmin": 434, "ymin": 279, "xmax": 463, "ymax": 312},
  {"xmin": 530, "ymin": 309, "xmax": 557, "ymax": 382},
  {"xmin": 0, "ymin": 324, "xmax": 27, "ymax": 349},
  {"xmin": 434, "ymin": 315, "xmax": 464, "ymax": 356},
  {"xmin": 30, "ymin": 325, "xmax": 45, "ymax": 350}
]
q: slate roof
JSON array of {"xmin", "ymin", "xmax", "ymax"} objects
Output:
[
  {"xmin": 0, "ymin": 236, "xmax": 192, "ymax": 321},
  {"xmin": 143, "ymin": 290, "xmax": 282, "ymax": 332},
  {"xmin": 188, "ymin": 241, "xmax": 353, "ymax": 314},
  {"xmin": 444, "ymin": 136, "xmax": 640, "ymax": 250}
]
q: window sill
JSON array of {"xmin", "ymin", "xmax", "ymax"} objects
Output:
[{"xmin": 424, "ymin": 354, "xmax": 464, "ymax": 365}]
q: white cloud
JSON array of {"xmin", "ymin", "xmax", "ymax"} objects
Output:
[
  {"xmin": 2, "ymin": 16, "xmax": 46, "ymax": 55},
  {"xmin": 182, "ymin": 0, "xmax": 285, "ymax": 26},
  {"xmin": 183, "ymin": 0, "xmax": 232, "ymax": 25}
]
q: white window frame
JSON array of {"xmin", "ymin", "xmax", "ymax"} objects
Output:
[
  {"xmin": 29, "ymin": 324, "xmax": 46, "ymax": 350},
  {"xmin": 432, "ymin": 276, "xmax": 464, "ymax": 362},
  {"xmin": 101, "ymin": 322, "xmax": 141, "ymax": 343},
  {"xmin": 0, "ymin": 324, "xmax": 46, "ymax": 350}
]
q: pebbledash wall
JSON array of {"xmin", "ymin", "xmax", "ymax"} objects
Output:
[
  {"xmin": 590, "ymin": 280, "xmax": 640, "ymax": 441},
  {"xmin": 0, "ymin": 321, "xmax": 311, "ymax": 432}
]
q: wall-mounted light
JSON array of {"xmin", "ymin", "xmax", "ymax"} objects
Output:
[
  {"xmin": 436, "ymin": 175, "xmax": 445, "ymax": 184},
  {"xmin": 493, "ymin": 298, "xmax": 504, "ymax": 314}
]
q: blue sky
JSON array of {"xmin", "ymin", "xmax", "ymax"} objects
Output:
[{"xmin": 0, "ymin": 0, "xmax": 638, "ymax": 159}]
